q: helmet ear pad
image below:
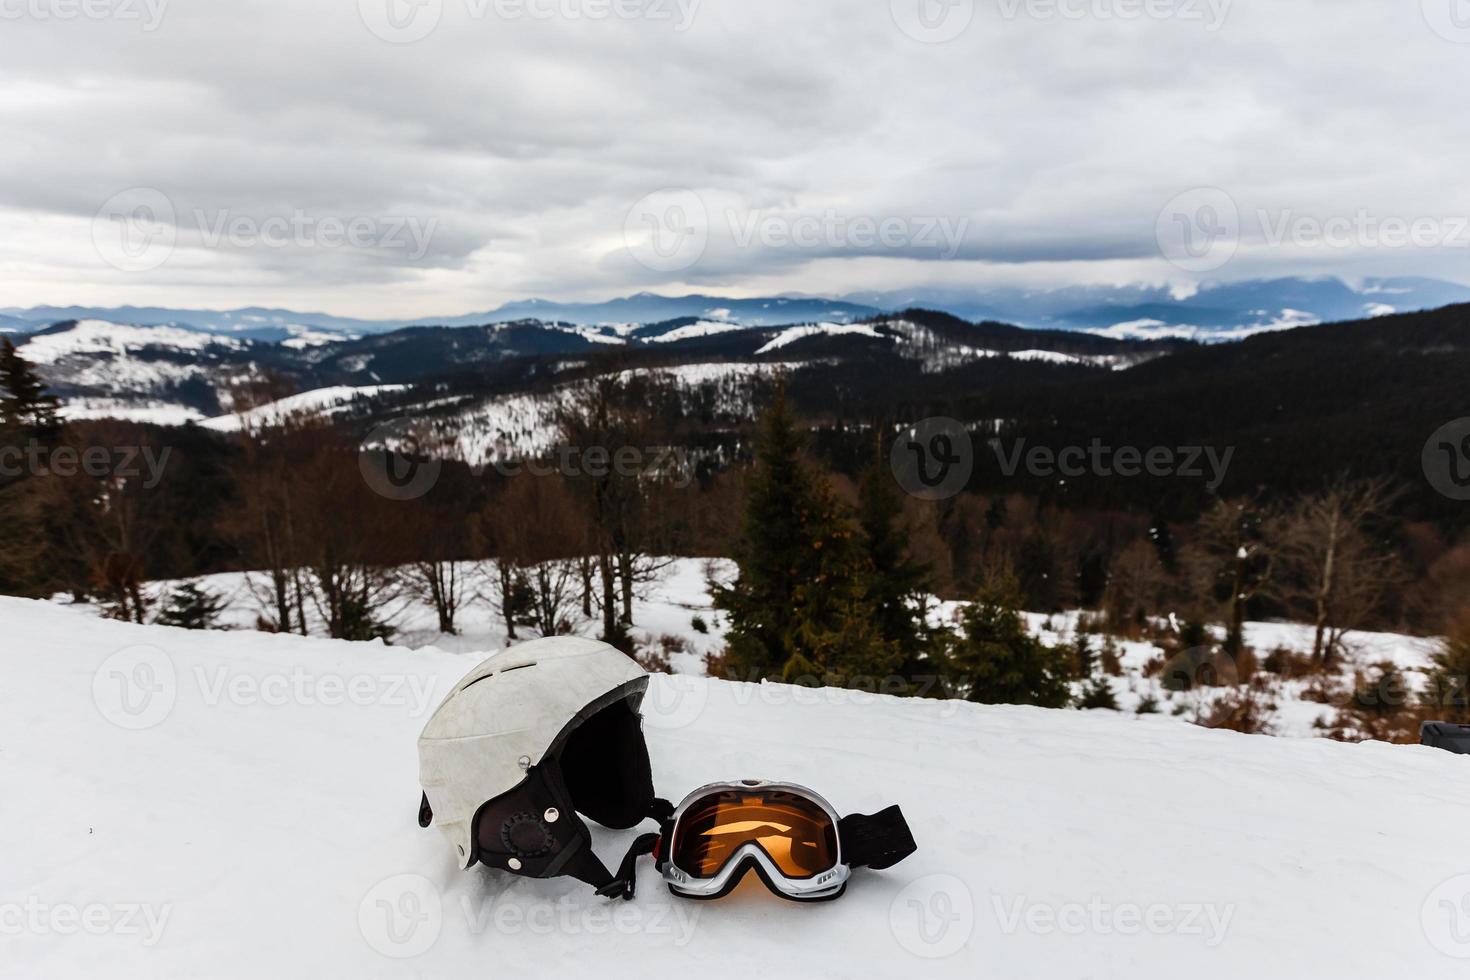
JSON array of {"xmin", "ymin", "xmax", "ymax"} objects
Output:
[
  {"xmin": 558, "ymin": 693, "xmax": 654, "ymax": 830},
  {"xmin": 468, "ymin": 763, "xmax": 586, "ymax": 877}
]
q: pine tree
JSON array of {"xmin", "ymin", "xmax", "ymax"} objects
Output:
[
  {"xmin": 714, "ymin": 387, "xmax": 819, "ymax": 679},
  {"xmin": 715, "ymin": 389, "xmax": 898, "ymax": 685},
  {"xmin": 783, "ymin": 477, "xmax": 901, "ymax": 687},
  {"xmin": 155, "ymin": 581, "xmax": 229, "ymax": 630},
  {"xmin": 858, "ymin": 447, "xmax": 933, "ymax": 687},
  {"xmin": 0, "ymin": 338, "xmax": 64, "ymax": 597},
  {"xmin": 1015, "ymin": 530, "xmax": 1058, "ymax": 611},
  {"xmin": 1424, "ymin": 617, "xmax": 1470, "ymax": 725},
  {"xmin": 0, "ymin": 338, "xmax": 61, "ymax": 441},
  {"xmin": 946, "ymin": 573, "xmax": 1070, "ymax": 708}
]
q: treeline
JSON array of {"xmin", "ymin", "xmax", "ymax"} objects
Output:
[{"xmin": 2, "ymin": 333, "xmax": 1468, "ymax": 682}]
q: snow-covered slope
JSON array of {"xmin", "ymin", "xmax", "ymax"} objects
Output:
[
  {"xmin": 17, "ymin": 320, "xmax": 246, "ymax": 364},
  {"xmin": 373, "ymin": 363, "xmax": 797, "ymax": 468},
  {"xmin": 8, "ymin": 595, "xmax": 1470, "ymax": 979},
  {"xmin": 202, "ymin": 385, "xmax": 409, "ymax": 433},
  {"xmin": 19, "ymin": 320, "xmax": 262, "ymax": 424}
]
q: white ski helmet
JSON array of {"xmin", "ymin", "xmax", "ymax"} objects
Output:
[{"xmin": 417, "ymin": 636, "xmax": 666, "ymax": 897}]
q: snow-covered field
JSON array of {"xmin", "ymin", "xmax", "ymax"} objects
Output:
[
  {"xmin": 8, "ymin": 593, "xmax": 1470, "ymax": 979},
  {"xmin": 55, "ymin": 558, "xmax": 1447, "ymax": 742}
]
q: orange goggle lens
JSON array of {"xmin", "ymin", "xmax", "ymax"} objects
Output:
[{"xmin": 670, "ymin": 789, "xmax": 838, "ymax": 880}]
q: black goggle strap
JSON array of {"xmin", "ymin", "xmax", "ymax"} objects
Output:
[
  {"xmin": 838, "ymin": 805, "xmax": 917, "ymax": 871},
  {"xmin": 593, "ymin": 797, "xmax": 676, "ymax": 902}
]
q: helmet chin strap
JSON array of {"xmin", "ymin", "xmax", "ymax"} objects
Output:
[{"xmin": 587, "ymin": 798, "xmax": 674, "ymax": 901}]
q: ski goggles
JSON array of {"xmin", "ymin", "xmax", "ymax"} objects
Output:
[{"xmin": 652, "ymin": 781, "xmax": 917, "ymax": 902}]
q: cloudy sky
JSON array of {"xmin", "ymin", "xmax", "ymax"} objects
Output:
[{"xmin": 1, "ymin": 0, "xmax": 1468, "ymax": 317}]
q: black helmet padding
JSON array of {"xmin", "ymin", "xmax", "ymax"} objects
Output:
[{"xmin": 559, "ymin": 693, "xmax": 655, "ymax": 830}]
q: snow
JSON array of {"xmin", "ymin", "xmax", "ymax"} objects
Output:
[
  {"xmin": 1091, "ymin": 310, "xmax": 1321, "ymax": 343},
  {"xmin": 59, "ymin": 399, "xmax": 208, "ymax": 426},
  {"xmin": 755, "ymin": 322, "xmax": 887, "ymax": 354},
  {"xmin": 201, "ymin": 385, "xmax": 409, "ymax": 433},
  {"xmin": 279, "ymin": 326, "xmax": 351, "ymax": 349},
  {"xmin": 647, "ymin": 321, "xmax": 749, "ymax": 344},
  {"xmin": 8, "ymin": 591, "xmax": 1470, "ymax": 979},
  {"xmin": 18, "ymin": 320, "xmax": 244, "ymax": 365},
  {"xmin": 387, "ymin": 364, "xmax": 800, "ymax": 467}
]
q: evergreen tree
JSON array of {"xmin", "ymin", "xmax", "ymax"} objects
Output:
[
  {"xmin": 1077, "ymin": 676, "xmax": 1120, "ymax": 711},
  {"xmin": 0, "ymin": 337, "xmax": 64, "ymax": 597},
  {"xmin": 1015, "ymin": 530, "xmax": 1058, "ymax": 611},
  {"xmin": 783, "ymin": 477, "xmax": 901, "ymax": 686},
  {"xmin": 946, "ymin": 573, "xmax": 1070, "ymax": 708},
  {"xmin": 0, "ymin": 338, "xmax": 61, "ymax": 441},
  {"xmin": 714, "ymin": 387, "xmax": 820, "ymax": 679},
  {"xmin": 1424, "ymin": 618, "xmax": 1470, "ymax": 726},
  {"xmin": 715, "ymin": 389, "xmax": 898, "ymax": 685},
  {"xmin": 857, "ymin": 447, "xmax": 933, "ymax": 684},
  {"xmin": 155, "ymin": 581, "xmax": 229, "ymax": 630}
]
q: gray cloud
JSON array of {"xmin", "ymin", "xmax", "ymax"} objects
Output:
[{"xmin": 1, "ymin": 0, "xmax": 1468, "ymax": 317}]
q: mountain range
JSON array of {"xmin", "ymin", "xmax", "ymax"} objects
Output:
[{"xmin": 5, "ymin": 276, "xmax": 1468, "ymax": 341}]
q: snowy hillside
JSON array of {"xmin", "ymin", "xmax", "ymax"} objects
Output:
[
  {"xmin": 55, "ymin": 558, "xmax": 1447, "ymax": 741},
  {"xmin": 201, "ymin": 385, "xmax": 410, "ymax": 433},
  {"xmin": 7, "ymin": 595, "xmax": 1470, "ymax": 979},
  {"xmin": 367, "ymin": 363, "xmax": 797, "ymax": 469}
]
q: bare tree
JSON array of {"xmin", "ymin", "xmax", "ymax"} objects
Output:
[
  {"xmin": 555, "ymin": 371, "xmax": 666, "ymax": 647},
  {"xmin": 398, "ymin": 502, "xmax": 466, "ymax": 635},
  {"xmin": 484, "ymin": 472, "xmax": 589, "ymax": 638},
  {"xmin": 41, "ymin": 422, "xmax": 170, "ymax": 623},
  {"xmin": 1273, "ymin": 478, "xmax": 1400, "ymax": 665},
  {"xmin": 1103, "ymin": 538, "xmax": 1171, "ymax": 633}
]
